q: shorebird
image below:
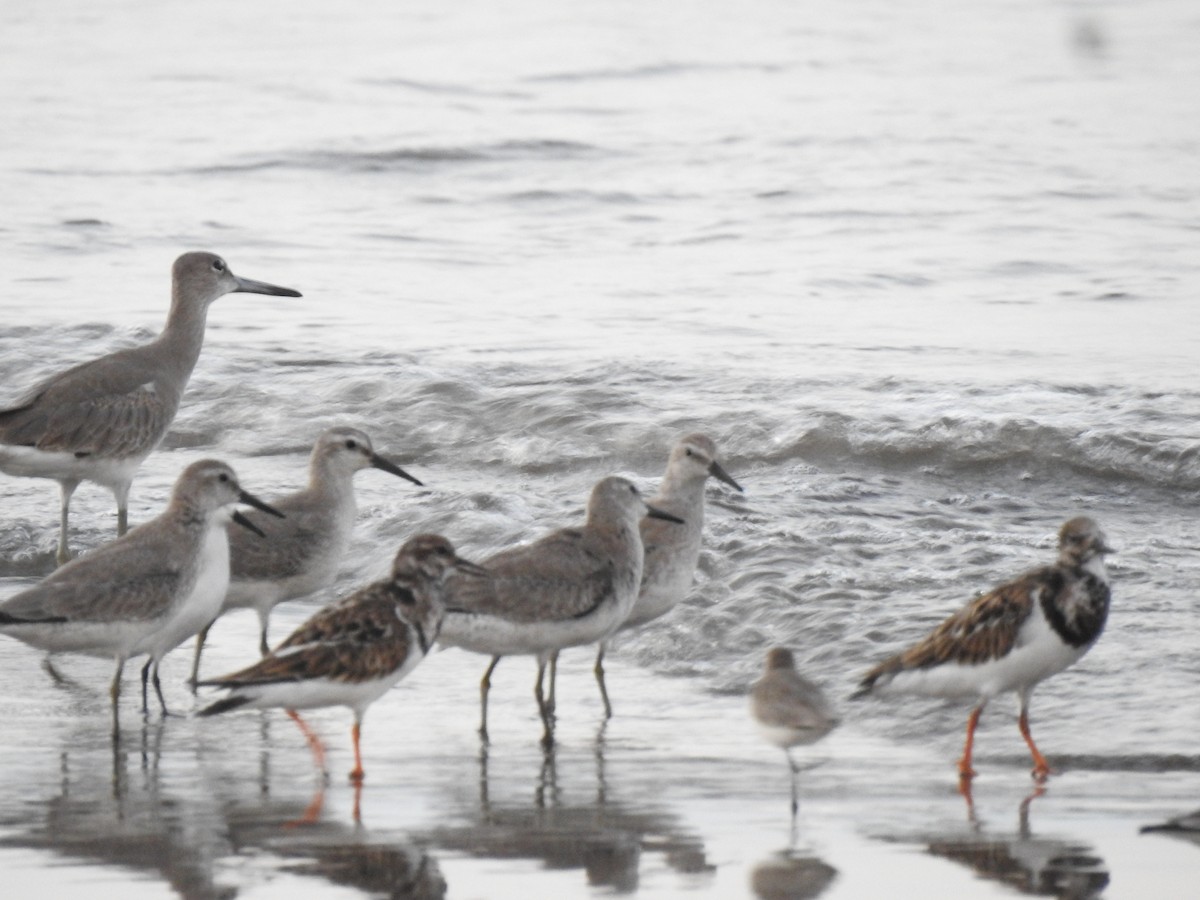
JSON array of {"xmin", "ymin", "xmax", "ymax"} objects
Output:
[
  {"xmin": 0, "ymin": 252, "xmax": 300, "ymax": 564},
  {"xmin": 439, "ymin": 476, "xmax": 684, "ymax": 746},
  {"xmin": 853, "ymin": 516, "xmax": 1113, "ymax": 784},
  {"xmin": 550, "ymin": 434, "xmax": 742, "ymax": 717},
  {"xmin": 0, "ymin": 459, "xmax": 282, "ymax": 726},
  {"xmin": 198, "ymin": 534, "xmax": 485, "ymax": 784},
  {"xmin": 188, "ymin": 427, "xmax": 423, "ymax": 684},
  {"xmin": 750, "ymin": 647, "xmax": 838, "ymax": 816}
]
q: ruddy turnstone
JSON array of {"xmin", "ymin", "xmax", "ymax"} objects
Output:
[
  {"xmin": 189, "ymin": 426, "xmax": 422, "ymax": 683},
  {"xmin": 0, "ymin": 252, "xmax": 299, "ymax": 564},
  {"xmin": 438, "ymin": 476, "xmax": 684, "ymax": 746},
  {"xmin": 750, "ymin": 647, "xmax": 838, "ymax": 815},
  {"xmin": 853, "ymin": 516, "xmax": 1113, "ymax": 782},
  {"xmin": 198, "ymin": 534, "xmax": 485, "ymax": 783},
  {"xmin": 0, "ymin": 459, "xmax": 281, "ymax": 725}
]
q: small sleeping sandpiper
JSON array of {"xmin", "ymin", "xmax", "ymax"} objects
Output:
[
  {"xmin": 198, "ymin": 534, "xmax": 486, "ymax": 784},
  {"xmin": 438, "ymin": 476, "xmax": 684, "ymax": 746},
  {"xmin": 189, "ymin": 426, "xmax": 422, "ymax": 684},
  {"xmin": 552, "ymin": 434, "xmax": 742, "ymax": 717},
  {"xmin": 750, "ymin": 647, "xmax": 838, "ymax": 816},
  {"xmin": 0, "ymin": 459, "xmax": 281, "ymax": 726},
  {"xmin": 853, "ymin": 516, "xmax": 1113, "ymax": 784},
  {"xmin": 0, "ymin": 252, "xmax": 300, "ymax": 564}
]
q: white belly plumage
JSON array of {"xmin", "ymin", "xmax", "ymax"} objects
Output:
[
  {"xmin": 0, "ymin": 445, "xmax": 148, "ymax": 488},
  {"xmin": 441, "ymin": 601, "xmax": 627, "ymax": 657},
  {"xmin": 137, "ymin": 526, "xmax": 231, "ymax": 660},
  {"xmin": 230, "ymin": 647, "xmax": 426, "ymax": 715},
  {"xmin": 877, "ymin": 610, "xmax": 1090, "ymax": 700}
]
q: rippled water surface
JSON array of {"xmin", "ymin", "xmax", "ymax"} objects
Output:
[{"xmin": 2, "ymin": 0, "xmax": 1199, "ymax": 897}]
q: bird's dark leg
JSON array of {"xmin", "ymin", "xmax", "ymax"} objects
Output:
[
  {"xmin": 594, "ymin": 643, "xmax": 613, "ymax": 719},
  {"xmin": 479, "ymin": 655, "xmax": 501, "ymax": 741}
]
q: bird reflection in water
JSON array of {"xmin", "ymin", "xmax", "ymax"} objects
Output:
[
  {"xmin": 0, "ymin": 722, "xmax": 235, "ymax": 900},
  {"xmin": 429, "ymin": 726, "xmax": 714, "ymax": 893},
  {"xmin": 927, "ymin": 788, "xmax": 1109, "ymax": 899},
  {"xmin": 750, "ymin": 851, "xmax": 838, "ymax": 900}
]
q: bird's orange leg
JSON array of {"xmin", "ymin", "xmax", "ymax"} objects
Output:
[
  {"xmin": 349, "ymin": 721, "xmax": 365, "ymax": 784},
  {"xmin": 284, "ymin": 783, "xmax": 326, "ymax": 829},
  {"xmin": 287, "ymin": 709, "xmax": 327, "ymax": 774},
  {"xmin": 1018, "ymin": 707, "xmax": 1053, "ymax": 780},
  {"xmin": 957, "ymin": 704, "xmax": 983, "ymax": 784}
]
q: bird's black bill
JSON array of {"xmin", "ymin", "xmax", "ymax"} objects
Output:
[
  {"xmin": 645, "ymin": 503, "xmax": 685, "ymax": 525},
  {"xmin": 709, "ymin": 460, "xmax": 743, "ymax": 492},
  {"xmin": 232, "ymin": 511, "xmax": 266, "ymax": 538},
  {"xmin": 454, "ymin": 557, "xmax": 490, "ymax": 578},
  {"xmin": 233, "ymin": 275, "xmax": 302, "ymax": 298},
  {"xmin": 371, "ymin": 453, "xmax": 423, "ymax": 486},
  {"xmin": 238, "ymin": 489, "xmax": 285, "ymax": 519}
]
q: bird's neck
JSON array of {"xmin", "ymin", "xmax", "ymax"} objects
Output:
[
  {"xmin": 308, "ymin": 464, "xmax": 358, "ymax": 511},
  {"xmin": 153, "ymin": 299, "xmax": 211, "ymax": 388}
]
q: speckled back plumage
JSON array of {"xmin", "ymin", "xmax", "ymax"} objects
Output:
[{"xmin": 857, "ymin": 516, "xmax": 1112, "ymax": 697}]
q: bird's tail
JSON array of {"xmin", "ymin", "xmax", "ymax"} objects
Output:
[
  {"xmin": 197, "ymin": 694, "xmax": 252, "ymax": 717},
  {"xmin": 0, "ymin": 610, "xmax": 67, "ymax": 626}
]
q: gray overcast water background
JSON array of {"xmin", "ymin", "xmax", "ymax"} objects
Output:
[{"xmin": 1, "ymin": 0, "xmax": 1198, "ymax": 897}]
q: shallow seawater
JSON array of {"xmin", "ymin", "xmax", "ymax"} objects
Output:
[{"xmin": 2, "ymin": 0, "xmax": 1200, "ymax": 896}]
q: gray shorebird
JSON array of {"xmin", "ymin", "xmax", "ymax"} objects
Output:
[
  {"xmin": 199, "ymin": 534, "xmax": 485, "ymax": 784},
  {"xmin": 188, "ymin": 427, "xmax": 423, "ymax": 684},
  {"xmin": 0, "ymin": 252, "xmax": 300, "ymax": 564},
  {"xmin": 438, "ymin": 475, "xmax": 684, "ymax": 746},
  {"xmin": 853, "ymin": 516, "xmax": 1113, "ymax": 784},
  {"xmin": 0, "ymin": 459, "xmax": 282, "ymax": 726},
  {"xmin": 750, "ymin": 647, "xmax": 838, "ymax": 816},
  {"xmin": 551, "ymin": 434, "xmax": 742, "ymax": 717}
]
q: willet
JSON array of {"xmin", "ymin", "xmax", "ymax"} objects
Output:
[
  {"xmin": 198, "ymin": 534, "xmax": 485, "ymax": 785},
  {"xmin": 438, "ymin": 475, "xmax": 684, "ymax": 746},
  {"xmin": 0, "ymin": 459, "xmax": 282, "ymax": 727},
  {"xmin": 551, "ymin": 434, "xmax": 742, "ymax": 717},
  {"xmin": 188, "ymin": 426, "xmax": 423, "ymax": 684},
  {"xmin": 750, "ymin": 647, "xmax": 838, "ymax": 816},
  {"xmin": 852, "ymin": 516, "xmax": 1113, "ymax": 785},
  {"xmin": 0, "ymin": 252, "xmax": 300, "ymax": 564}
]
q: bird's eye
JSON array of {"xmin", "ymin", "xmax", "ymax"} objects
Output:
[
  {"xmin": 685, "ymin": 448, "xmax": 693, "ymax": 457},
  {"xmin": 218, "ymin": 473, "xmax": 229, "ymax": 483},
  {"xmin": 345, "ymin": 439, "xmax": 358, "ymax": 450},
  {"xmin": 212, "ymin": 259, "xmax": 226, "ymax": 273}
]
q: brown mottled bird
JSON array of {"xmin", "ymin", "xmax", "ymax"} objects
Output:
[
  {"xmin": 853, "ymin": 516, "xmax": 1113, "ymax": 783},
  {"xmin": 199, "ymin": 534, "xmax": 486, "ymax": 784}
]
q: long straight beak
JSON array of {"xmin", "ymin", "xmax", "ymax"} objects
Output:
[
  {"xmin": 238, "ymin": 489, "xmax": 285, "ymax": 519},
  {"xmin": 709, "ymin": 459, "xmax": 743, "ymax": 492},
  {"xmin": 371, "ymin": 452, "xmax": 423, "ymax": 486},
  {"xmin": 233, "ymin": 275, "xmax": 302, "ymax": 297},
  {"xmin": 454, "ymin": 556, "xmax": 490, "ymax": 578},
  {"xmin": 232, "ymin": 511, "xmax": 266, "ymax": 538},
  {"xmin": 645, "ymin": 503, "xmax": 685, "ymax": 525}
]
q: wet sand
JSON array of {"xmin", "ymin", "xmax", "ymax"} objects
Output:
[{"xmin": 0, "ymin": 602, "xmax": 1196, "ymax": 900}]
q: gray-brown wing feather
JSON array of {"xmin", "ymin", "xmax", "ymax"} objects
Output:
[
  {"xmin": 0, "ymin": 520, "xmax": 189, "ymax": 622},
  {"xmin": 0, "ymin": 347, "xmax": 180, "ymax": 457},
  {"xmin": 1, "ymin": 567, "xmax": 182, "ymax": 623},
  {"xmin": 229, "ymin": 494, "xmax": 331, "ymax": 581},
  {"xmin": 446, "ymin": 529, "xmax": 615, "ymax": 623}
]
